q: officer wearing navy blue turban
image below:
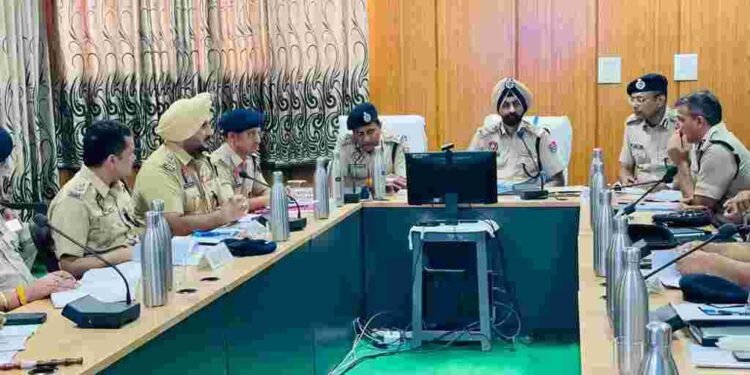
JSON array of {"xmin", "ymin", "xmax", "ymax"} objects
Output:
[{"xmin": 210, "ymin": 109, "xmax": 270, "ymax": 212}]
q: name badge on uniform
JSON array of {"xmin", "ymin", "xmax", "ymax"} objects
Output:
[{"xmin": 5, "ymin": 219, "xmax": 22, "ymax": 233}]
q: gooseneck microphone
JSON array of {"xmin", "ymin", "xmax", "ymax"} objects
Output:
[
  {"xmin": 33, "ymin": 214, "xmax": 140, "ymax": 329},
  {"xmin": 238, "ymin": 171, "xmax": 307, "ymax": 231},
  {"xmin": 616, "ymin": 166, "xmax": 678, "ymax": 217},
  {"xmin": 644, "ymin": 223, "xmax": 739, "ymax": 280}
]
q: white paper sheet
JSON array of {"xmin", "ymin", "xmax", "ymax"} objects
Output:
[
  {"xmin": 0, "ymin": 351, "xmax": 15, "ymax": 364},
  {"xmin": 651, "ymin": 250, "xmax": 682, "ymax": 288},
  {"xmin": 691, "ymin": 344, "xmax": 750, "ymax": 369},
  {"xmin": 0, "ymin": 335, "xmax": 28, "ymax": 352},
  {"xmin": 0, "ymin": 325, "xmax": 40, "ymax": 337},
  {"xmin": 51, "ymin": 262, "xmax": 141, "ymax": 308}
]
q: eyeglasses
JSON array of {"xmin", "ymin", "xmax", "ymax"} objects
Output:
[{"xmin": 627, "ymin": 95, "xmax": 657, "ymax": 105}]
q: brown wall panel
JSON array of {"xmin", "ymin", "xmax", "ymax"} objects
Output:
[
  {"xmin": 518, "ymin": 0, "xmax": 597, "ymax": 185},
  {"xmin": 679, "ymin": 0, "xmax": 750, "ymax": 146},
  {"xmin": 436, "ymin": 0, "xmax": 516, "ymax": 150}
]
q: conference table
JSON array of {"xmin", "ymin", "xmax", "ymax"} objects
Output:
[{"xmin": 6, "ymin": 193, "xmax": 741, "ymax": 374}]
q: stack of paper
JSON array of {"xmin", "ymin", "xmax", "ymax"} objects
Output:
[
  {"xmin": 691, "ymin": 344, "xmax": 750, "ymax": 369},
  {"xmin": 0, "ymin": 325, "xmax": 40, "ymax": 364},
  {"xmin": 645, "ymin": 189, "xmax": 683, "ymax": 202},
  {"xmin": 51, "ymin": 262, "xmax": 141, "ymax": 308}
]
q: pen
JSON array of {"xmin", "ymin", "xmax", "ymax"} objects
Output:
[{"xmin": 0, "ymin": 357, "xmax": 83, "ymax": 370}]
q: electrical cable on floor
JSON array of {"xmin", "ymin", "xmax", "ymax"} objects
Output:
[{"xmin": 336, "ymin": 320, "xmax": 483, "ymax": 375}]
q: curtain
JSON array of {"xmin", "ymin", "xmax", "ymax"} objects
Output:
[
  {"xmin": 50, "ymin": 0, "xmax": 369, "ymax": 169},
  {"xmin": 0, "ymin": 0, "xmax": 58, "ymax": 207}
]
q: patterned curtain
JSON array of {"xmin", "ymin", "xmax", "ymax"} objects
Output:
[
  {"xmin": 0, "ymin": 0, "xmax": 59, "ymax": 206},
  {"xmin": 50, "ymin": 0, "xmax": 369, "ymax": 169}
]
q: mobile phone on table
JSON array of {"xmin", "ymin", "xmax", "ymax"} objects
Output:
[{"xmin": 5, "ymin": 312, "xmax": 47, "ymax": 325}]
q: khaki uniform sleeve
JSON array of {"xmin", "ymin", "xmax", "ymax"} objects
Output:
[
  {"xmin": 619, "ymin": 128, "xmax": 634, "ymax": 167},
  {"xmin": 135, "ymin": 165, "xmax": 184, "ymax": 215},
  {"xmin": 391, "ymin": 142, "xmax": 407, "ymax": 178},
  {"xmin": 538, "ymin": 133, "xmax": 564, "ymax": 179},
  {"xmin": 468, "ymin": 130, "xmax": 484, "ymax": 151},
  {"xmin": 16, "ymin": 224, "xmax": 38, "ymax": 269},
  {"xmin": 49, "ymin": 197, "xmax": 89, "ymax": 258},
  {"xmin": 212, "ymin": 158, "xmax": 236, "ymax": 201},
  {"xmin": 694, "ymin": 147, "xmax": 737, "ymax": 201}
]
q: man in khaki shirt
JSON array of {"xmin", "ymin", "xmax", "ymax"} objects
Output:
[
  {"xmin": 468, "ymin": 77, "xmax": 565, "ymax": 186},
  {"xmin": 48, "ymin": 120, "xmax": 141, "ymax": 277},
  {"xmin": 0, "ymin": 126, "xmax": 76, "ymax": 306},
  {"xmin": 210, "ymin": 109, "xmax": 269, "ymax": 211},
  {"xmin": 619, "ymin": 74, "xmax": 677, "ymax": 184},
  {"xmin": 133, "ymin": 93, "xmax": 248, "ymax": 236},
  {"xmin": 335, "ymin": 102, "xmax": 408, "ymax": 193},
  {"xmin": 667, "ymin": 90, "xmax": 750, "ymax": 214}
]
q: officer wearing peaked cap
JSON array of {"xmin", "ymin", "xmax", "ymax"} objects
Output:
[
  {"xmin": 619, "ymin": 73, "xmax": 678, "ymax": 186},
  {"xmin": 334, "ymin": 102, "xmax": 409, "ymax": 193}
]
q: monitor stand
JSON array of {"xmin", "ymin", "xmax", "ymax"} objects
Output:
[{"xmin": 444, "ymin": 193, "xmax": 459, "ymax": 225}]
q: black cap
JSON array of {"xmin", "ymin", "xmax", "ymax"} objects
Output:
[
  {"xmin": 627, "ymin": 73, "xmax": 668, "ymax": 96},
  {"xmin": 347, "ymin": 102, "xmax": 379, "ymax": 130},
  {"xmin": 218, "ymin": 109, "xmax": 264, "ymax": 134},
  {"xmin": 0, "ymin": 127, "xmax": 13, "ymax": 163}
]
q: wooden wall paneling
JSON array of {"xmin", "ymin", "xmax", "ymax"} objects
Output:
[
  {"xmin": 399, "ymin": 1, "xmax": 439, "ymax": 151},
  {"xmin": 436, "ymin": 0, "xmax": 516, "ymax": 149},
  {"xmin": 367, "ymin": 0, "xmax": 403, "ymax": 114},
  {"xmin": 597, "ymin": 0, "xmax": 680, "ymax": 182},
  {"xmin": 678, "ymin": 0, "xmax": 750, "ymax": 146},
  {"xmin": 518, "ymin": 0, "xmax": 598, "ymax": 185}
]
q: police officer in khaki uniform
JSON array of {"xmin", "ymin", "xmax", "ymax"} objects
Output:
[
  {"xmin": 0, "ymin": 127, "xmax": 76, "ymax": 306},
  {"xmin": 210, "ymin": 109, "xmax": 269, "ymax": 211},
  {"xmin": 133, "ymin": 93, "xmax": 248, "ymax": 236},
  {"xmin": 48, "ymin": 120, "xmax": 141, "ymax": 277},
  {"xmin": 335, "ymin": 102, "xmax": 408, "ymax": 193},
  {"xmin": 619, "ymin": 74, "xmax": 678, "ymax": 185},
  {"xmin": 667, "ymin": 90, "xmax": 750, "ymax": 214},
  {"xmin": 468, "ymin": 77, "xmax": 565, "ymax": 186}
]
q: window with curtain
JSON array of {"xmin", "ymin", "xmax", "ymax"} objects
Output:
[
  {"xmin": 0, "ymin": 0, "xmax": 58, "ymax": 207},
  {"xmin": 50, "ymin": 0, "xmax": 369, "ymax": 169},
  {"xmin": 0, "ymin": 0, "xmax": 369, "ymax": 208}
]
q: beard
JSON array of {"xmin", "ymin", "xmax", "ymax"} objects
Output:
[{"xmin": 502, "ymin": 113, "xmax": 523, "ymax": 127}]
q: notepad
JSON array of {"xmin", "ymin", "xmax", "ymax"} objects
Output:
[
  {"xmin": 51, "ymin": 262, "xmax": 141, "ymax": 308},
  {"xmin": 691, "ymin": 344, "xmax": 750, "ymax": 369}
]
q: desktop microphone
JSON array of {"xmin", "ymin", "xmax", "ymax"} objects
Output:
[
  {"xmin": 616, "ymin": 166, "xmax": 679, "ymax": 217},
  {"xmin": 518, "ymin": 130, "xmax": 548, "ymax": 200},
  {"xmin": 238, "ymin": 171, "xmax": 307, "ymax": 231},
  {"xmin": 610, "ymin": 165, "xmax": 678, "ymax": 191},
  {"xmin": 644, "ymin": 223, "xmax": 740, "ymax": 280},
  {"xmin": 32, "ymin": 214, "xmax": 141, "ymax": 329}
]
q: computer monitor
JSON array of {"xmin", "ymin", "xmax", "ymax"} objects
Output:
[{"xmin": 406, "ymin": 151, "xmax": 497, "ymax": 205}]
